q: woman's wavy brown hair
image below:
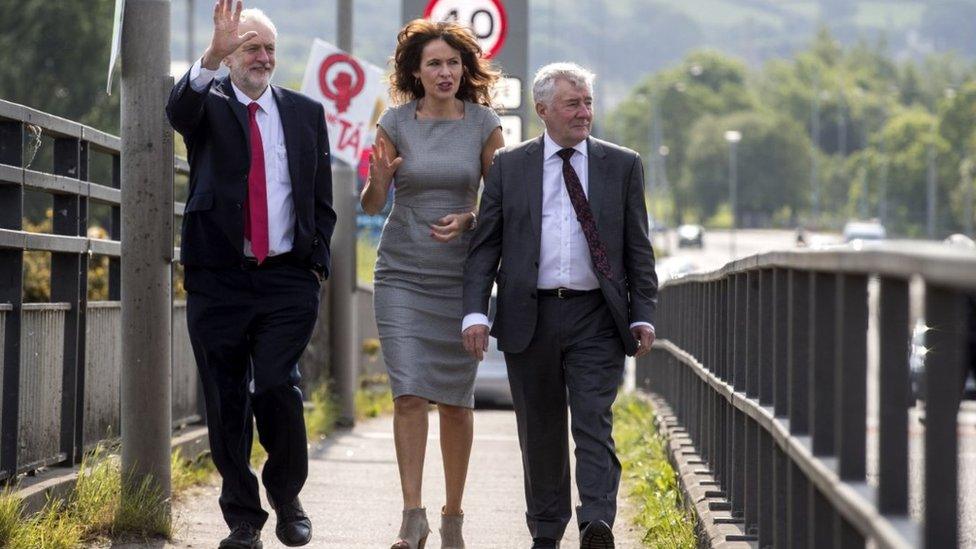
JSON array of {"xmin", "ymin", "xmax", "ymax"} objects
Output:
[{"xmin": 388, "ymin": 19, "xmax": 500, "ymax": 107}]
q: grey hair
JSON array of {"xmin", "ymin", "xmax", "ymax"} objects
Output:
[
  {"xmin": 532, "ymin": 62, "xmax": 595, "ymax": 106},
  {"xmin": 240, "ymin": 8, "xmax": 277, "ymax": 35}
]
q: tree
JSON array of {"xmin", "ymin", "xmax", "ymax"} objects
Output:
[
  {"xmin": 0, "ymin": 0, "xmax": 120, "ymax": 132},
  {"xmin": 937, "ymin": 82, "xmax": 976, "ymax": 232},
  {"xmin": 685, "ymin": 111, "xmax": 811, "ymax": 225},
  {"xmin": 853, "ymin": 108, "xmax": 954, "ymax": 236},
  {"xmin": 607, "ymin": 49, "xmax": 754, "ymax": 223}
]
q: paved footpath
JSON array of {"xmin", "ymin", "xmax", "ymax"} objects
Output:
[{"xmin": 127, "ymin": 410, "xmax": 644, "ymax": 548}]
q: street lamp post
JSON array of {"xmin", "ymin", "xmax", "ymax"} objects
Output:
[
  {"xmin": 725, "ymin": 130, "xmax": 741, "ymax": 259},
  {"xmin": 927, "ymin": 136, "xmax": 937, "ymax": 239}
]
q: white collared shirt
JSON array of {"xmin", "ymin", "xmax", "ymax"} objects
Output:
[
  {"xmin": 537, "ymin": 132, "xmax": 599, "ymax": 291},
  {"xmin": 189, "ymin": 59, "xmax": 295, "ymax": 257},
  {"xmin": 461, "ymin": 132, "xmax": 653, "ymax": 334}
]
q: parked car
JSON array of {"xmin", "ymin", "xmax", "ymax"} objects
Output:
[
  {"xmin": 842, "ymin": 220, "xmax": 886, "ymax": 243},
  {"xmin": 676, "ymin": 224, "xmax": 704, "ymax": 248},
  {"xmin": 656, "ymin": 256, "xmax": 698, "ymax": 282},
  {"xmin": 647, "ymin": 214, "xmax": 668, "ymax": 234},
  {"xmin": 473, "ymin": 335, "xmax": 513, "ymax": 408},
  {"xmin": 944, "ymin": 233, "xmax": 976, "ymax": 250},
  {"xmin": 909, "ymin": 319, "xmax": 976, "ymax": 401},
  {"xmin": 473, "ymin": 293, "xmax": 513, "ymax": 408}
]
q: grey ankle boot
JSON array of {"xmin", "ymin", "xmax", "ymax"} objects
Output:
[
  {"xmin": 392, "ymin": 507, "xmax": 430, "ymax": 549},
  {"xmin": 439, "ymin": 507, "xmax": 464, "ymax": 549}
]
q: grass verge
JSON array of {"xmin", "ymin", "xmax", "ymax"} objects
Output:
[
  {"xmin": 0, "ymin": 445, "xmax": 171, "ymax": 548},
  {"xmin": 614, "ymin": 393, "xmax": 698, "ymax": 549}
]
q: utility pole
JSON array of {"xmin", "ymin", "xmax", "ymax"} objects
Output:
[
  {"xmin": 328, "ymin": 0, "xmax": 358, "ymax": 427},
  {"xmin": 120, "ymin": 0, "xmax": 173, "ymax": 518},
  {"xmin": 879, "ymin": 103, "xmax": 889, "ymax": 226},
  {"xmin": 963, "ymin": 159, "xmax": 974, "ymax": 237},
  {"xmin": 725, "ymin": 130, "xmax": 741, "ymax": 259}
]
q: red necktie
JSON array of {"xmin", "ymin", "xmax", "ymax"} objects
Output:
[
  {"xmin": 244, "ymin": 102, "xmax": 269, "ymax": 263},
  {"xmin": 557, "ymin": 148, "xmax": 613, "ymax": 280}
]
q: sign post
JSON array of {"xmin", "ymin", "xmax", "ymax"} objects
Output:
[
  {"xmin": 402, "ymin": 0, "xmax": 528, "ymax": 145},
  {"xmin": 301, "ymin": 38, "xmax": 385, "ymax": 427}
]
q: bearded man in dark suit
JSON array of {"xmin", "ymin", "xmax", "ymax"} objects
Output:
[{"xmin": 166, "ymin": 2, "xmax": 335, "ymax": 547}]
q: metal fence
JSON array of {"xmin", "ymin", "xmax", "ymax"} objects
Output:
[
  {"xmin": 0, "ymin": 99, "xmax": 199, "ymax": 479},
  {"xmin": 636, "ymin": 246, "xmax": 975, "ymax": 548}
]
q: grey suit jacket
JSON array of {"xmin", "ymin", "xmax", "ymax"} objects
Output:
[{"xmin": 463, "ymin": 135, "xmax": 658, "ymax": 356}]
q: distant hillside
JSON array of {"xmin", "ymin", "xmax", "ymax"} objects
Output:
[{"xmin": 168, "ymin": 0, "xmax": 976, "ymax": 106}]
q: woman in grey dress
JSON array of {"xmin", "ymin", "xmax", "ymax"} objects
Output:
[{"xmin": 360, "ymin": 19, "xmax": 504, "ymax": 549}]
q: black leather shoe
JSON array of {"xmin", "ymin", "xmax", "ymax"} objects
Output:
[
  {"xmin": 219, "ymin": 522, "xmax": 262, "ymax": 549},
  {"xmin": 531, "ymin": 537, "xmax": 560, "ymax": 548},
  {"xmin": 270, "ymin": 496, "xmax": 312, "ymax": 546},
  {"xmin": 580, "ymin": 520, "xmax": 614, "ymax": 549}
]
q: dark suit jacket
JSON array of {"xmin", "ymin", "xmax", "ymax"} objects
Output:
[
  {"xmin": 166, "ymin": 71, "xmax": 336, "ymax": 276},
  {"xmin": 463, "ymin": 135, "xmax": 658, "ymax": 356}
]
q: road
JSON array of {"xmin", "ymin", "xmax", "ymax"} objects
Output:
[
  {"xmin": 652, "ymin": 227, "xmax": 976, "ymax": 547},
  {"xmin": 652, "ymin": 227, "xmax": 840, "ymax": 276}
]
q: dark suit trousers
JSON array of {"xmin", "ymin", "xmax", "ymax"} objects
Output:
[
  {"xmin": 185, "ymin": 263, "xmax": 320, "ymax": 530},
  {"xmin": 504, "ymin": 291, "xmax": 625, "ymax": 540}
]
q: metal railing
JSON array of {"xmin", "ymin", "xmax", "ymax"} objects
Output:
[
  {"xmin": 0, "ymin": 99, "xmax": 198, "ymax": 479},
  {"xmin": 636, "ymin": 245, "xmax": 976, "ymax": 548}
]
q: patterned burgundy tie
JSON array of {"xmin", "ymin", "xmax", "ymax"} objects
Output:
[
  {"xmin": 244, "ymin": 102, "xmax": 269, "ymax": 263},
  {"xmin": 557, "ymin": 148, "xmax": 613, "ymax": 280}
]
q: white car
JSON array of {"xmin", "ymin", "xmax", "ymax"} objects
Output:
[
  {"xmin": 656, "ymin": 256, "xmax": 698, "ymax": 282},
  {"xmin": 842, "ymin": 220, "xmax": 886, "ymax": 243},
  {"xmin": 473, "ymin": 293, "xmax": 513, "ymax": 407},
  {"xmin": 676, "ymin": 224, "xmax": 704, "ymax": 248}
]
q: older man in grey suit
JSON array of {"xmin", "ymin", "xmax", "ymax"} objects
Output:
[{"xmin": 462, "ymin": 63, "xmax": 658, "ymax": 549}]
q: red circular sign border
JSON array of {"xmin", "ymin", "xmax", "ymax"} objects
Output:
[
  {"xmin": 317, "ymin": 53, "xmax": 366, "ymax": 111},
  {"xmin": 423, "ymin": 0, "xmax": 508, "ymax": 60}
]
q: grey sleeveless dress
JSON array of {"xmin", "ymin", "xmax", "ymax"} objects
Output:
[{"xmin": 374, "ymin": 100, "xmax": 501, "ymax": 408}]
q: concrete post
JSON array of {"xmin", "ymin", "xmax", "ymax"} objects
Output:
[
  {"xmin": 328, "ymin": 0, "xmax": 358, "ymax": 427},
  {"xmin": 328, "ymin": 165, "xmax": 358, "ymax": 427},
  {"xmin": 120, "ymin": 0, "xmax": 173, "ymax": 512}
]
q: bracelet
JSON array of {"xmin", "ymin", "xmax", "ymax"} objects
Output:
[{"xmin": 467, "ymin": 211, "xmax": 478, "ymax": 232}]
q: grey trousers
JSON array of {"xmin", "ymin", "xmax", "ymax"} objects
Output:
[{"xmin": 503, "ymin": 291, "xmax": 625, "ymax": 541}]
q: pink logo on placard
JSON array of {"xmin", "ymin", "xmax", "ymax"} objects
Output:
[{"xmin": 318, "ymin": 53, "xmax": 365, "ymax": 113}]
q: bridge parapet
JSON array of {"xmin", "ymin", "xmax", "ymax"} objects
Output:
[
  {"xmin": 0, "ymin": 99, "xmax": 198, "ymax": 480},
  {"xmin": 638, "ymin": 245, "xmax": 976, "ymax": 548}
]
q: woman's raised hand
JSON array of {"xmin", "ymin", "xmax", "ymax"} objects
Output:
[{"xmin": 369, "ymin": 136, "xmax": 403, "ymax": 188}]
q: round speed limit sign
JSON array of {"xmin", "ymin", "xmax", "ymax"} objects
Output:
[{"xmin": 424, "ymin": 0, "xmax": 508, "ymax": 59}]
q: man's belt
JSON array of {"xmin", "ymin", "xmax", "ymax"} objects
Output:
[
  {"xmin": 241, "ymin": 252, "xmax": 303, "ymax": 270},
  {"xmin": 537, "ymin": 287, "xmax": 601, "ymax": 299}
]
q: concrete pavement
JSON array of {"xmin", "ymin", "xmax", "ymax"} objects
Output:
[{"xmin": 149, "ymin": 410, "xmax": 644, "ymax": 548}]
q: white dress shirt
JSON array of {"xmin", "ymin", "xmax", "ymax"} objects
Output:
[
  {"xmin": 189, "ymin": 60, "xmax": 295, "ymax": 257},
  {"xmin": 462, "ymin": 132, "xmax": 653, "ymax": 334}
]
